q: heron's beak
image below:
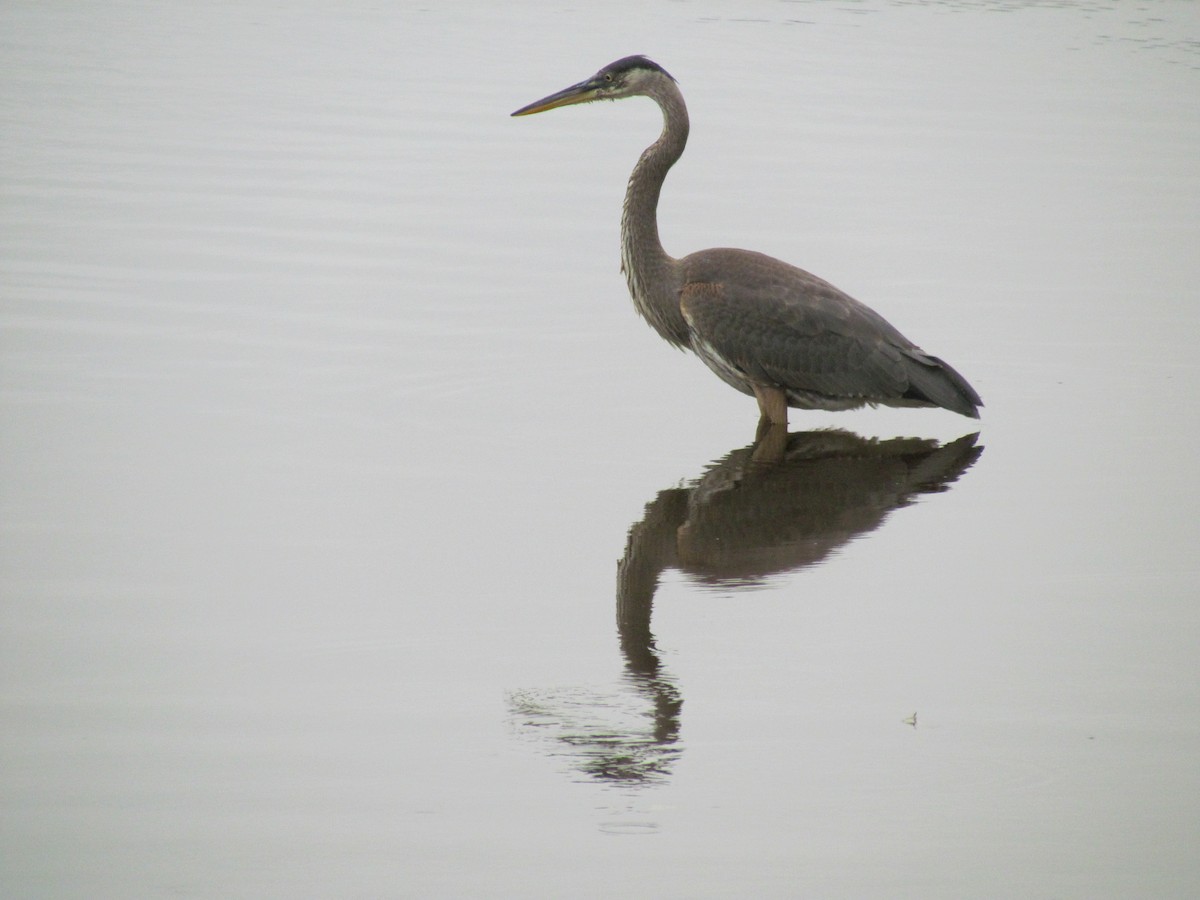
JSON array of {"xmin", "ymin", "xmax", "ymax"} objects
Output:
[{"xmin": 511, "ymin": 78, "xmax": 602, "ymax": 116}]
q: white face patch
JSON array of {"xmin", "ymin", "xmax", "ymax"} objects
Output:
[{"xmin": 620, "ymin": 68, "xmax": 656, "ymax": 95}]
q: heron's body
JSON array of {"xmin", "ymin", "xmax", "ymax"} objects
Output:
[{"xmin": 513, "ymin": 56, "xmax": 982, "ymax": 424}]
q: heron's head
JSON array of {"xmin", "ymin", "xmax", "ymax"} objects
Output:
[{"xmin": 511, "ymin": 56, "xmax": 676, "ymax": 117}]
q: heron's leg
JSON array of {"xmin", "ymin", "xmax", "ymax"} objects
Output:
[
  {"xmin": 752, "ymin": 383, "xmax": 788, "ymax": 428},
  {"xmin": 751, "ymin": 421, "xmax": 788, "ymax": 464}
]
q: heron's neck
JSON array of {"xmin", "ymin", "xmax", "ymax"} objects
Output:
[{"xmin": 621, "ymin": 83, "xmax": 690, "ymax": 348}]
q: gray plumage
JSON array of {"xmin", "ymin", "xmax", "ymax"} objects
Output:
[{"xmin": 513, "ymin": 55, "xmax": 982, "ymax": 424}]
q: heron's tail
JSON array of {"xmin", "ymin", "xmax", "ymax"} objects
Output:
[{"xmin": 902, "ymin": 351, "xmax": 983, "ymax": 419}]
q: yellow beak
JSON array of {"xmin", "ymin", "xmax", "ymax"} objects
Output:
[{"xmin": 511, "ymin": 78, "xmax": 602, "ymax": 117}]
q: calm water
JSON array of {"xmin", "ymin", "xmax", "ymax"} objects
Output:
[{"xmin": 3, "ymin": 2, "xmax": 1198, "ymax": 897}]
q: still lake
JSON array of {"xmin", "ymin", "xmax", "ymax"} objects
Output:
[{"xmin": 2, "ymin": 2, "xmax": 1198, "ymax": 897}]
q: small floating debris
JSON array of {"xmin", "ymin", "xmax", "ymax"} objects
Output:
[{"xmin": 903, "ymin": 712, "xmax": 918, "ymax": 728}]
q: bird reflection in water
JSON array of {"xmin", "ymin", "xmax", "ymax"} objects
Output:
[{"xmin": 508, "ymin": 427, "xmax": 982, "ymax": 787}]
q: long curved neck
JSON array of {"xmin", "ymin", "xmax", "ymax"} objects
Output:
[{"xmin": 621, "ymin": 80, "xmax": 690, "ymax": 348}]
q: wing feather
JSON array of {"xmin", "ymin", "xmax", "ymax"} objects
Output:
[
  {"xmin": 680, "ymin": 250, "xmax": 914, "ymax": 401},
  {"xmin": 679, "ymin": 248, "xmax": 981, "ymax": 416}
]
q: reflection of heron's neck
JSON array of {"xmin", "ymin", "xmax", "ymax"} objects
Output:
[{"xmin": 621, "ymin": 81, "xmax": 689, "ymax": 348}]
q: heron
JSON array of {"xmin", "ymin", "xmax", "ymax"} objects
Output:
[{"xmin": 512, "ymin": 55, "xmax": 982, "ymax": 426}]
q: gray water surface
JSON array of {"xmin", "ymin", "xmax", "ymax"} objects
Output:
[{"xmin": 3, "ymin": 2, "xmax": 1198, "ymax": 898}]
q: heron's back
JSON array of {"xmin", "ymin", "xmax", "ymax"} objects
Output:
[{"xmin": 678, "ymin": 248, "xmax": 982, "ymax": 417}]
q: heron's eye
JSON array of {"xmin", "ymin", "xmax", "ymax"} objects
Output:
[{"xmin": 604, "ymin": 73, "xmax": 613, "ymax": 83}]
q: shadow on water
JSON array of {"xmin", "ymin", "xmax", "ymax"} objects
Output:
[{"xmin": 509, "ymin": 427, "xmax": 983, "ymax": 787}]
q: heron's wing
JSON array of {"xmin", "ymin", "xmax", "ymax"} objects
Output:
[
  {"xmin": 679, "ymin": 257, "xmax": 914, "ymax": 401},
  {"xmin": 679, "ymin": 249, "xmax": 982, "ymax": 416}
]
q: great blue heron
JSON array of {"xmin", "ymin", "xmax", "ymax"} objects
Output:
[{"xmin": 512, "ymin": 56, "xmax": 983, "ymax": 425}]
